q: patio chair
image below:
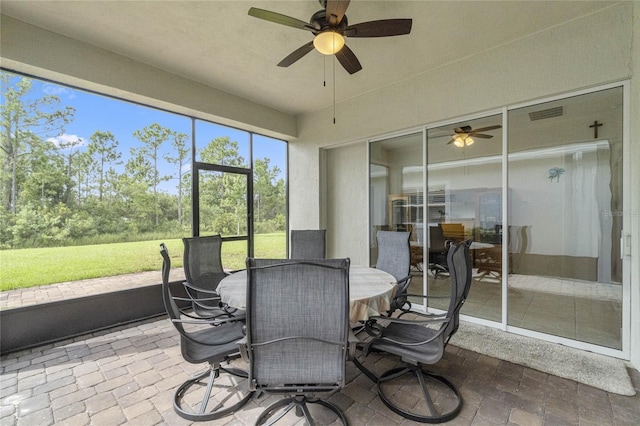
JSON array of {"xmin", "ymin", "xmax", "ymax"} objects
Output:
[
  {"xmin": 289, "ymin": 229, "xmax": 326, "ymax": 259},
  {"xmin": 241, "ymin": 258, "xmax": 351, "ymax": 425},
  {"xmin": 160, "ymin": 243, "xmax": 253, "ymax": 421},
  {"xmin": 375, "ymin": 230, "xmax": 412, "ymax": 315},
  {"xmin": 182, "ymin": 235, "xmax": 244, "ymax": 320},
  {"xmin": 353, "ymin": 240, "xmax": 472, "ymax": 423}
]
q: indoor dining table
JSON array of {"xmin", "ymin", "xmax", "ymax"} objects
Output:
[{"xmin": 216, "ymin": 265, "xmax": 398, "ymax": 322}]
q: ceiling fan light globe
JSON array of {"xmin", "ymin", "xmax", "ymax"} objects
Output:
[
  {"xmin": 313, "ymin": 31, "xmax": 345, "ymax": 55},
  {"xmin": 453, "ymin": 136, "xmax": 465, "ymax": 147},
  {"xmin": 465, "ymin": 136, "xmax": 474, "ymax": 146}
]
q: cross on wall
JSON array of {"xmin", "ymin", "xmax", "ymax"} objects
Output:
[{"xmin": 589, "ymin": 120, "xmax": 603, "ymax": 138}]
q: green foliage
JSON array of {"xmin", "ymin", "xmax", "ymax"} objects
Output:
[{"xmin": 0, "ymin": 72, "xmax": 287, "ymax": 289}]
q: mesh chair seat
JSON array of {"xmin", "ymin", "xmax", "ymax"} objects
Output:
[
  {"xmin": 181, "ymin": 321, "xmax": 246, "ymax": 364},
  {"xmin": 368, "ymin": 322, "xmax": 444, "ymax": 364}
]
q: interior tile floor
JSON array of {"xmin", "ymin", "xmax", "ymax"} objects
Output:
[
  {"xmin": 410, "ymin": 271, "xmax": 623, "ymax": 350},
  {"xmin": 2, "ymin": 316, "xmax": 639, "ymax": 426}
]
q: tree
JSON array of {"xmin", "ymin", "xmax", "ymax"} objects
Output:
[
  {"xmin": 87, "ymin": 130, "xmax": 121, "ymax": 200},
  {"xmin": 253, "ymin": 158, "xmax": 285, "ymax": 221},
  {"xmin": 163, "ymin": 131, "xmax": 189, "ymax": 224},
  {"xmin": 131, "ymin": 123, "xmax": 171, "ymax": 226},
  {"xmin": 0, "ymin": 73, "xmax": 75, "ymax": 213},
  {"xmin": 54, "ymin": 135, "xmax": 85, "ymax": 205}
]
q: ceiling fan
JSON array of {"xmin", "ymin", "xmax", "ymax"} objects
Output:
[
  {"xmin": 447, "ymin": 125, "xmax": 502, "ymax": 147},
  {"xmin": 248, "ymin": 0, "xmax": 412, "ymax": 74}
]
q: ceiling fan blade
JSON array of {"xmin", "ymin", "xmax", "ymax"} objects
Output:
[
  {"xmin": 473, "ymin": 134, "xmax": 493, "ymax": 139},
  {"xmin": 248, "ymin": 7, "xmax": 315, "ymax": 31},
  {"xmin": 277, "ymin": 41, "xmax": 315, "ymax": 67},
  {"xmin": 335, "ymin": 44, "xmax": 362, "ymax": 74},
  {"xmin": 344, "ymin": 19, "xmax": 412, "ymax": 38},
  {"xmin": 470, "ymin": 125, "xmax": 502, "ymax": 133},
  {"xmin": 326, "ymin": 0, "xmax": 350, "ymax": 26},
  {"xmin": 447, "ymin": 138, "xmax": 456, "ymax": 145}
]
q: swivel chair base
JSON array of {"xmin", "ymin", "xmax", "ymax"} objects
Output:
[
  {"xmin": 174, "ymin": 363, "xmax": 253, "ymax": 421},
  {"xmin": 378, "ymin": 364, "xmax": 462, "ymax": 424},
  {"xmin": 256, "ymin": 395, "xmax": 347, "ymax": 426}
]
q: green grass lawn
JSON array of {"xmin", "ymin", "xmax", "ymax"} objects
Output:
[{"xmin": 0, "ymin": 233, "xmax": 286, "ymax": 291}]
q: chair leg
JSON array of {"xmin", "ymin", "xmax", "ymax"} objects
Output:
[
  {"xmin": 256, "ymin": 395, "xmax": 348, "ymax": 426},
  {"xmin": 377, "ymin": 364, "xmax": 462, "ymax": 424},
  {"xmin": 173, "ymin": 362, "xmax": 254, "ymax": 421}
]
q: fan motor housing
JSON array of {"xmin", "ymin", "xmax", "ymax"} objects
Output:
[{"xmin": 310, "ymin": 10, "xmax": 348, "ymax": 34}]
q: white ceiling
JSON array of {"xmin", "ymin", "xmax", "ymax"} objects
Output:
[{"xmin": 1, "ymin": 0, "xmax": 615, "ymax": 116}]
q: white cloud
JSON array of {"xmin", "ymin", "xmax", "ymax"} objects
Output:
[
  {"xmin": 47, "ymin": 133, "xmax": 86, "ymax": 149},
  {"xmin": 43, "ymin": 84, "xmax": 75, "ymax": 99}
]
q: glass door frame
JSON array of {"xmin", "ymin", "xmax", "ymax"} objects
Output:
[{"xmin": 192, "ymin": 161, "xmax": 254, "ymax": 258}]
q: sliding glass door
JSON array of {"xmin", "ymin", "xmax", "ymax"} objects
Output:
[
  {"xmin": 507, "ymin": 86, "xmax": 625, "ymax": 350},
  {"xmin": 368, "ymin": 83, "xmax": 628, "ymax": 355},
  {"xmin": 426, "ymin": 114, "xmax": 503, "ymax": 321}
]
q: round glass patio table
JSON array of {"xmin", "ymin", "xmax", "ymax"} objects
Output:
[{"xmin": 216, "ymin": 265, "xmax": 397, "ymax": 322}]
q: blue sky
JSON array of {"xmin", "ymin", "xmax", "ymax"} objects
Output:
[{"xmin": 11, "ymin": 73, "xmax": 286, "ymax": 194}]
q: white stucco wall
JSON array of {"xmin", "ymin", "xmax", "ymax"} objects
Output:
[{"xmin": 290, "ymin": 2, "xmax": 639, "ymax": 365}]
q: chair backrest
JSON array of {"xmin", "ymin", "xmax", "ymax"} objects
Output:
[
  {"xmin": 376, "ymin": 230, "xmax": 411, "ymax": 281},
  {"xmin": 160, "ymin": 243, "xmax": 186, "ymax": 335},
  {"xmin": 183, "ymin": 235, "xmax": 226, "ymax": 292},
  {"xmin": 245, "ymin": 258, "xmax": 350, "ymax": 391},
  {"xmin": 290, "ymin": 229, "xmax": 326, "ymax": 259},
  {"xmin": 442, "ymin": 240, "xmax": 473, "ymax": 341},
  {"xmin": 429, "ymin": 224, "xmax": 447, "ymax": 253}
]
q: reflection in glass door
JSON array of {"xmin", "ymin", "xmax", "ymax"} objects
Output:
[
  {"xmin": 426, "ymin": 114, "xmax": 503, "ymax": 321},
  {"xmin": 507, "ymin": 87, "xmax": 624, "ymax": 350},
  {"xmin": 369, "ymin": 132, "xmax": 425, "ymax": 299}
]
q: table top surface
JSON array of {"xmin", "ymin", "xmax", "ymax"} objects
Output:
[{"xmin": 216, "ymin": 265, "xmax": 398, "ymax": 322}]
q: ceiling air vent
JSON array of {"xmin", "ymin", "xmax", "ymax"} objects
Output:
[{"xmin": 528, "ymin": 106, "xmax": 564, "ymax": 121}]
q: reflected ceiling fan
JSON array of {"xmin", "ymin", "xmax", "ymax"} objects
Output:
[
  {"xmin": 248, "ymin": 0, "xmax": 412, "ymax": 74},
  {"xmin": 447, "ymin": 125, "xmax": 502, "ymax": 147}
]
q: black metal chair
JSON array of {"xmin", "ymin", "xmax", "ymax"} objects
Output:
[
  {"xmin": 241, "ymin": 258, "xmax": 351, "ymax": 425},
  {"xmin": 354, "ymin": 240, "xmax": 472, "ymax": 424},
  {"xmin": 375, "ymin": 230, "xmax": 412, "ymax": 316},
  {"xmin": 428, "ymin": 224, "xmax": 451, "ymax": 278},
  {"xmin": 182, "ymin": 235, "xmax": 245, "ymax": 320},
  {"xmin": 289, "ymin": 229, "xmax": 327, "ymax": 259},
  {"xmin": 160, "ymin": 243, "xmax": 253, "ymax": 421}
]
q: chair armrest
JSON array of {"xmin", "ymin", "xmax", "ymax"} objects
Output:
[
  {"xmin": 237, "ymin": 336, "xmax": 250, "ymax": 363},
  {"xmin": 182, "ymin": 281, "xmax": 221, "ymax": 297}
]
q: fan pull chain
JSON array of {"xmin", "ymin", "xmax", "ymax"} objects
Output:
[
  {"xmin": 333, "ymin": 54, "xmax": 336, "ymax": 124},
  {"xmin": 323, "ymin": 56, "xmax": 327, "ymax": 87}
]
